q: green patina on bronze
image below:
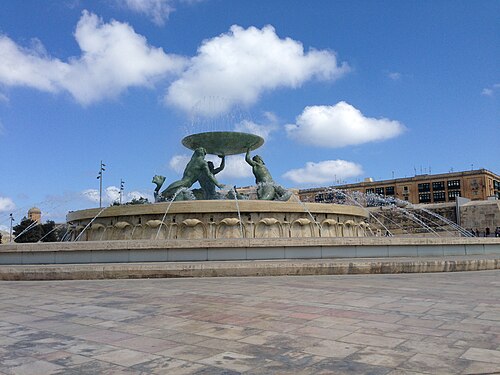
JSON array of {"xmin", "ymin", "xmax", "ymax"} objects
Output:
[
  {"xmin": 154, "ymin": 131, "xmax": 289, "ymax": 201},
  {"xmin": 182, "ymin": 131, "xmax": 264, "ymax": 156}
]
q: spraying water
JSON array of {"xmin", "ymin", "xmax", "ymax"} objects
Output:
[
  {"xmin": 310, "ymin": 188, "xmax": 471, "ymax": 237},
  {"xmin": 155, "ymin": 188, "xmax": 185, "ymax": 240},
  {"xmin": 75, "ymin": 207, "xmax": 108, "ymax": 241},
  {"xmin": 230, "ymin": 186, "xmax": 244, "ymax": 238}
]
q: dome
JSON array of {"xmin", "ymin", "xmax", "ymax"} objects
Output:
[{"xmin": 28, "ymin": 207, "xmax": 41, "ymax": 214}]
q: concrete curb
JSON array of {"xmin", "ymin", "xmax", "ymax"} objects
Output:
[{"xmin": 0, "ymin": 256, "xmax": 498, "ymax": 281}]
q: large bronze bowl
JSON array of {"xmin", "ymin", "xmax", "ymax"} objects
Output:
[{"xmin": 182, "ymin": 131, "xmax": 264, "ymax": 155}]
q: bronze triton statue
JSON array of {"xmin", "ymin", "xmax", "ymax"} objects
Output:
[
  {"xmin": 155, "ymin": 147, "xmax": 225, "ymax": 201},
  {"xmin": 245, "ymin": 149, "xmax": 291, "ymax": 201}
]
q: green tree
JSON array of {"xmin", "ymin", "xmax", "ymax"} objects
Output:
[
  {"xmin": 40, "ymin": 220, "xmax": 58, "ymax": 242},
  {"xmin": 13, "ymin": 217, "xmax": 43, "ymax": 243},
  {"xmin": 13, "ymin": 218, "xmax": 59, "ymax": 243}
]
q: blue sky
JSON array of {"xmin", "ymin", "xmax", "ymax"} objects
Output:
[{"xmin": 0, "ymin": 0, "xmax": 498, "ymax": 226}]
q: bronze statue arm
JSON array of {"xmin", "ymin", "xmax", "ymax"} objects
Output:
[
  {"xmin": 204, "ymin": 164, "xmax": 225, "ymax": 188},
  {"xmin": 213, "ymin": 155, "xmax": 225, "ymax": 174},
  {"xmin": 245, "ymin": 149, "xmax": 256, "ymax": 167}
]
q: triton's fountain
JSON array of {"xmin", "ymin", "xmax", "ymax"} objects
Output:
[{"xmin": 66, "ymin": 131, "xmax": 369, "ymax": 241}]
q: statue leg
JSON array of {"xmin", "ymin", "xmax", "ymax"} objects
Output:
[
  {"xmin": 161, "ymin": 179, "xmax": 191, "ymax": 199},
  {"xmin": 257, "ymin": 184, "xmax": 276, "ymax": 200}
]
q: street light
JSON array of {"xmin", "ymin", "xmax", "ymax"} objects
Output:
[
  {"xmin": 119, "ymin": 179, "xmax": 125, "ymax": 205},
  {"xmin": 9, "ymin": 213, "xmax": 14, "ymax": 242},
  {"xmin": 97, "ymin": 160, "xmax": 106, "ymax": 208}
]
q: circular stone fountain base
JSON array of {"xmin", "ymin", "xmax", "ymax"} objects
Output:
[{"xmin": 66, "ymin": 200, "xmax": 370, "ymax": 241}]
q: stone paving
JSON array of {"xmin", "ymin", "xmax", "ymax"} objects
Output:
[{"xmin": 0, "ymin": 271, "xmax": 499, "ymax": 374}]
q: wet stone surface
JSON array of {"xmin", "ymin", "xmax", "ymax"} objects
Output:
[{"xmin": 0, "ymin": 271, "xmax": 499, "ymax": 374}]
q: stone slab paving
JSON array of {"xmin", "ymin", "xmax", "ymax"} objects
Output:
[{"xmin": 0, "ymin": 271, "xmax": 499, "ymax": 374}]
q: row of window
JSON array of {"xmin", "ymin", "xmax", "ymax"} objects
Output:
[
  {"xmin": 494, "ymin": 180, "xmax": 500, "ymax": 190},
  {"xmin": 418, "ymin": 180, "xmax": 460, "ymax": 192},
  {"xmin": 418, "ymin": 190, "xmax": 461, "ymax": 203},
  {"xmin": 365, "ymin": 179, "xmax": 462, "ymax": 196},
  {"xmin": 366, "ymin": 186, "xmax": 395, "ymax": 195}
]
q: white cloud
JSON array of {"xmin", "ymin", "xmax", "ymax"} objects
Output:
[
  {"xmin": 285, "ymin": 101, "xmax": 405, "ymax": 148},
  {"xmin": 210, "ymin": 155, "xmax": 252, "ymax": 179},
  {"xmin": 0, "ymin": 196, "xmax": 15, "ymax": 212},
  {"xmin": 481, "ymin": 83, "xmax": 500, "ymax": 96},
  {"xmin": 123, "ymin": 0, "xmax": 174, "ymax": 26},
  {"xmin": 169, "ymin": 154, "xmax": 252, "ymax": 179},
  {"xmin": 165, "ymin": 25, "xmax": 350, "ymax": 116},
  {"xmin": 234, "ymin": 112, "xmax": 279, "ymax": 140},
  {"xmin": 169, "ymin": 154, "xmax": 191, "ymax": 173},
  {"xmin": 0, "ymin": 92, "xmax": 8, "ymax": 103},
  {"xmin": 82, "ymin": 186, "xmax": 153, "ymax": 204},
  {"xmin": 482, "ymin": 88, "xmax": 494, "ymax": 96},
  {"xmin": 388, "ymin": 72, "xmax": 401, "ymax": 80},
  {"xmin": 283, "ymin": 160, "xmax": 363, "ymax": 185},
  {"xmin": 0, "ymin": 11, "xmax": 187, "ymax": 105}
]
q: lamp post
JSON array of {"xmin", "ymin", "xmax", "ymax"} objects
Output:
[
  {"xmin": 97, "ymin": 160, "xmax": 106, "ymax": 208},
  {"xmin": 9, "ymin": 213, "xmax": 14, "ymax": 242},
  {"xmin": 119, "ymin": 179, "xmax": 125, "ymax": 205}
]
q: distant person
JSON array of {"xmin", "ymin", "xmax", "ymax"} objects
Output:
[
  {"xmin": 485, "ymin": 227, "xmax": 490, "ymax": 237},
  {"xmin": 495, "ymin": 227, "xmax": 500, "ymax": 237}
]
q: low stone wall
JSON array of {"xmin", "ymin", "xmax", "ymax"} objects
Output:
[
  {"xmin": 460, "ymin": 200, "xmax": 500, "ymax": 234},
  {"xmin": 0, "ymin": 256, "xmax": 498, "ymax": 280},
  {"xmin": 1, "ymin": 237, "xmax": 499, "ymax": 265}
]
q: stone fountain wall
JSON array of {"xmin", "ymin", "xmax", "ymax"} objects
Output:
[{"xmin": 66, "ymin": 201, "xmax": 370, "ymax": 241}]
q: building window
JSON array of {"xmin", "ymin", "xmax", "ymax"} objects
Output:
[
  {"xmin": 375, "ymin": 187, "xmax": 384, "ymax": 195},
  {"xmin": 385, "ymin": 186, "xmax": 395, "ymax": 195},
  {"xmin": 448, "ymin": 190, "xmax": 461, "ymax": 201},
  {"xmin": 447, "ymin": 180, "xmax": 461, "ymax": 189},
  {"xmin": 366, "ymin": 188, "xmax": 375, "ymax": 194},
  {"xmin": 433, "ymin": 191, "xmax": 446, "ymax": 202},
  {"xmin": 418, "ymin": 183, "xmax": 430, "ymax": 192},
  {"xmin": 432, "ymin": 181, "xmax": 445, "ymax": 191},
  {"xmin": 418, "ymin": 193, "xmax": 431, "ymax": 203},
  {"xmin": 494, "ymin": 180, "xmax": 500, "ymax": 190},
  {"xmin": 403, "ymin": 186, "xmax": 409, "ymax": 192}
]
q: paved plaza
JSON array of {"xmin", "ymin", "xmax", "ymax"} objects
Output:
[{"xmin": 0, "ymin": 271, "xmax": 499, "ymax": 374}]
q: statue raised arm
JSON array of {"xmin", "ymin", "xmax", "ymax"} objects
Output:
[{"xmin": 160, "ymin": 147, "xmax": 224, "ymax": 200}]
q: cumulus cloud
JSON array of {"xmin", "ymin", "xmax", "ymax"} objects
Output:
[
  {"xmin": 481, "ymin": 83, "xmax": 500, "ymax": 96},
  {"xmin": 0, "ymin": 196, "xmax": 15, "ymax": 212},
  {"xmin": 234, "ymin": 112, "xmax": 279, "ymax": 140},
  {"xmin": 169, "ymin": 154, "xmax": 191, "ymax": 173},
  {"xmin": 285, "ymin": 101, "xmax": 405, "ymax": 148},
  {"xmin": 165, "ymin": 25, "xmax": 350, "ymax": 116},
  {"xmin": 283, "ymin": 160, "xmax": 363, "ymax": 185},
  {"xmin": 0, "ymin": 11, "xmax": 186, "ymax": 105},
  {"xmin": 169, "ymin": 154, "xmax": 252, "ymax": 179},
  {"xmin": 82, "ymin": 186, "xmax": 153, "ymax": 204},
  {"xmin": 123, "ymin": 0, "xmax": 174, "ymax": 25}
]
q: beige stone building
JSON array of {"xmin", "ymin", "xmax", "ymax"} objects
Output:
[
  {"xmin": 28, "ymin": 207, "xmax": 42, "ymax": 223},
  {"xmin": 300, "ymin": 169, "xmax": 500, "ymax": 205}
]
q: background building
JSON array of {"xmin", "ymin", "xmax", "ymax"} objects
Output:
[
  {"xmin": 27, "ymin": 207, "xmax": 42, "ymax": 223},
  {"xmin": 300, "ymin": 169, "xmax": 500, "ymax": 205}
]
